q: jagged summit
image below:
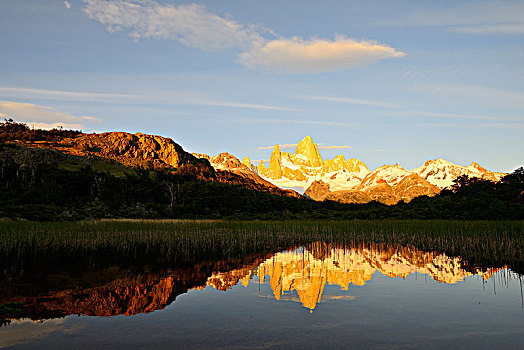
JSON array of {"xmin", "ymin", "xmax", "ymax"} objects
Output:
[{"xmin": 253, "ymin": 135, "xmax": 369, "ymax": 194}]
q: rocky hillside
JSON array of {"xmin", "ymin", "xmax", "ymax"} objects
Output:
[
  {"xmin": 66, "ymin": 131, "xmax": 213, "ymax": 175},
  {"xmin": 65, "ymin": 133, "xmax": 301, "ymax": 198},
  {"xmin": 1, "ymin": 121, "xmax": 301, "ymax": 199}
]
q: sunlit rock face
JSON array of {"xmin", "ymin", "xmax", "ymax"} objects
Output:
[
  {"xmin": 204, "ymin": 243, "xmax": 503, "ymax": 311},
  {"xmin": 67, "ymin": 132, "xmax": 212, "ymax": 173},
  {"xmin": 293, "ymin": 135, "xmax": 324, "ymax": 168}
]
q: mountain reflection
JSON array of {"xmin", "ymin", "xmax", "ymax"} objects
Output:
[
  {"xmin": 203, "ymin": 242, "xmax": 504, "ymax": 310},
  {"xmin": 0, "ymin": 242, "xmax": 510, "ymax": 322}
]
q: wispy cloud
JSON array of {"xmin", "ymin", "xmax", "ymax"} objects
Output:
[
  {"xmin": 81, "ymin": 115, "xmax": 103, "ymax": 124},
  {"xmin": 416, "ymin": 83, "xmax": 524, "ymax": 108},
  {"xmin": 299, "ymin": 95, "xmax": 397, "ymax": 108},
  {"xmin": 82, "ymin": 0, "xmax": 264, "ymax": 50},
  {"xmin": 239, "ymin": 36, "xmax": 405, "ymax": 73},
  {"xmin": 257, "ymin": 143, "xmax": 298, "ymax": 150},
  {"xmin": 82, "ymin": 0, "xmax": 405, "ymax": 73},
  {"xmin": 319, "ymin": 145, "xmax": 352, "ymax": 150},
  {"xmin": 0, "ymin": 100, "xmax": 102, "ymax": 130},
  {"xmin": 63, "ymin": 1, "xmax": 71, "ymax": 9},
  {"xmin": 257, "ymin": 143, "xmax": 351, "ymax": 151},
  {"xmin": 383, "ymin": 1, "xmax": 524, "ymax": 35},
  {"xmin": 408, "ymin": 110, "xmax": 501, "ymax": 121},
  {"xmin": 302, "ymin": 87, "xmax": 522, "ymax": 123},
  {"xmin": 420, "ymin": 121, "xmax": 524, "ymax": 129},
  {"xmin": 237, "ymin": 118, "xmax": 355, "ymax": 127},
  {"xmin": 197, "ymin": 101, "xmax": 297, "ymax": 112},
  {"xmin": 0, "ymin": 86, "xmax": 296, "ymax": 112}
]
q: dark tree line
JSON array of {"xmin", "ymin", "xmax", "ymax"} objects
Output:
[{"xmin": 0, "ymin": 118, "xmax": 82, "ymax": 143}]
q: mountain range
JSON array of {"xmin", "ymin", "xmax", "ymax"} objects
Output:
[
  {"xmin": 200, "ymin": 135, "xmax": 506, "ymax": 205},
  {"xmin": 1, "ymin": 120, "xmax": 507, "ymax": 206}
]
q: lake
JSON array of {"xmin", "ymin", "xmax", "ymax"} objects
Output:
[{"xmin": 0, "ymin": 220, "xmax": 523, "ymax": 348}]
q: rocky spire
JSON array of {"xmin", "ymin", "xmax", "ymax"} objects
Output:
[
  {"xmin": 268, "ymin": 144, "xmax": 283, "ymax": 179},
  {"xmin": 294, "ymin": 135, "xmax": 323, "ymax": 167},
  {"xmin": 242, "ymin": 156, "xmax": 256, "ymax": 172},
  {"xmin": 257, "ymin": 160, "xmax": 268, "ymax": 176}
]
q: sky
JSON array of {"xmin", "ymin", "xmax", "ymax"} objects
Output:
[{"xmin": 1, "ymin": 0, "xmax": 523, "ymax": 172}]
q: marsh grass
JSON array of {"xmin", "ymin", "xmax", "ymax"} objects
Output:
[{"xmin": 0, "ymin": 220, "xmax": 522, "ymax": 276}]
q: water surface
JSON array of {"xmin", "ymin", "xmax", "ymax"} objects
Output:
[{"xmin": 1, "ymin": 241, "xmax": 523, "ymax": 349}]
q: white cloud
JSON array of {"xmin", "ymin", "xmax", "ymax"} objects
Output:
[
  {"xmin": 0, "ymin": 100, "xmax": 102, "ymax": 130},
  {"xmin": 63, "ymin": 1, "xmax": 71, "ymax": 9},
  {"xmin": 82, "ymin": 0, "xmax": 264, "ymax": 50},
  {"xmin": 82, "ymin": 1, "xmax": 405, "ymax": 73},
  {"xmin": 238, "ymin": 36, "xmax": 405, "ymax": 73}
]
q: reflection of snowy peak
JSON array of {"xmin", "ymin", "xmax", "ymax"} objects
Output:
[{"xmin": 202, "ymin": 242, "xmax": 502, "ymax": 311}]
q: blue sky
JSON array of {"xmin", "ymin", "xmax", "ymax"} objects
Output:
[{"xmin": 1, "ymin": 0, "xmax": 523, "ymax": 172}]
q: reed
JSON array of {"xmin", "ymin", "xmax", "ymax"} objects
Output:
[{"xmin": 0, "ymin": 220, "xmax": 522, "ymax": 276}]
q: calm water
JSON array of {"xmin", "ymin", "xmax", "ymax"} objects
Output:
[{"xmin": 1, "ymin": 242, "xmax": 523, "ymax": 349}]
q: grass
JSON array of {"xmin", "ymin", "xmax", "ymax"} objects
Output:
[{"xmin": 1, "ymin": 219, "xmax": 522, "ymax": 275}]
